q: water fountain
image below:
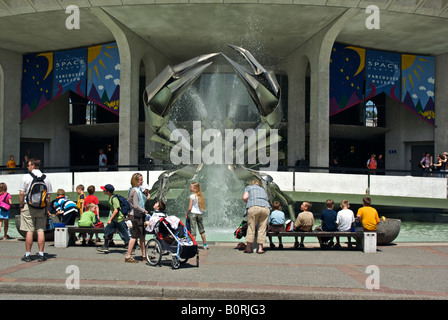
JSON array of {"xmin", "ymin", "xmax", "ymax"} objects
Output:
[{"xmin": 143, "ymin": 45, "xmax": 296, "ymax": 238}]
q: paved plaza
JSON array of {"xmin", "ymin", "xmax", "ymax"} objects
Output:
[{"xmin": 0, "ymin": 238, "xmax": 447, "ymax": 301}]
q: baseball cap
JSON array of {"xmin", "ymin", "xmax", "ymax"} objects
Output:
[{"xmin": 101, "ymin": 184, "xmax": 115, "ymax": 193}]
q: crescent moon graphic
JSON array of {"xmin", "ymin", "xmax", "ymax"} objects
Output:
[
  {"xmin": 36, "ymin": 52, "xmax": 53, "ymax": 81},
  {"xmin": 345, "ymin": 46, "xmax": 365, "ymax": 77}
]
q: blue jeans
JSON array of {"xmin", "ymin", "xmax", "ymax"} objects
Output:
[{"xmin": 104, "ymin": 220, "xmax": 130, "ymax": 244}]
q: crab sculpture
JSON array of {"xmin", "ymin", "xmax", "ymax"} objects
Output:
[{"xmin": 143, "ymin": 45, "xmax": 296, "ymax": 221}]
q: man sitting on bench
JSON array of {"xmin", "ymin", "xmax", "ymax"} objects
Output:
[{"xmin": 293, "ymin": 201, "xmax": 314, "ymax": 249}]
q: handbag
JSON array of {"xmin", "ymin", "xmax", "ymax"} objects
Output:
[
  {"xmin": 0, "ymin": 193, "xmax": 10, "ymax": 211},
  {"xmin": 95, "ymin": 221, "xmax": 104, "ymax": 228}
]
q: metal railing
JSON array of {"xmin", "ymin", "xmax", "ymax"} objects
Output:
[{"xmin": 0, "ymin": 163, "xmax": 441, "ymax": 177}]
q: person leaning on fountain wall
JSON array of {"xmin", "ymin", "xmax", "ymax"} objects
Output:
[{"xmin": 242, "ymin": 179, "xmax": 271, "ymax": 254}]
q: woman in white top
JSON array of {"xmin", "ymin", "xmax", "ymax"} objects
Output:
[{"xmin": 186, "ymin": 182, "xmax": 208, "ymax": 249}]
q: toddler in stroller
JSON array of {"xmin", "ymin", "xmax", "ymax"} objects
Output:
[{"xmin": 145, "ymin": 204, "xmax": 199, "ymax": 269}]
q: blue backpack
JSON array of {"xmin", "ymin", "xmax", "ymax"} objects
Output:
[{"xmin": 112, "ymin": 194, "xmax": 130, "ymax": 217}]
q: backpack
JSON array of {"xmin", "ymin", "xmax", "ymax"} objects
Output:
[
  {"xmin": 26, "ymin": 172, "xmax": 48, "ymax": 209},
  {"xmin": 112, "ymin": 194, "xmax": 130, "ymax": 217},
  {"xmin": 234, "ymin": 220, "xmax": 248, "ymax": 239},
  {"xmin": 285, "ymin": 220, "xmax": 294, "ymax": 232}
]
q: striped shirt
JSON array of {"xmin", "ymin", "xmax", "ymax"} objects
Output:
[
  {"xmin": 54, "ymin": 196, "xmax": 78, "ymax": 216},
  {"xmin": 244, "ymin": 185, "xmax": 271, "ymax": 209}
]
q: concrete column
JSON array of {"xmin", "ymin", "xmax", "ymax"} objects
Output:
[
  {"xmin": 0, "ymin": 48, "xmax": 21, "ymax": 165},
  {"xmin": 90, "ymin": 8, "xmax": 139, "ymax": 168},
  {"xmin": 435, "ymin": 52, "xmax": 448, "ymax": 154},
  {"xmin": 90, "ymin": 8, "xmax": 170, "ymax": 168},
  {"xmin": 286, "ymin": 9, "xmax": 358, "ymax": 169},
  {"xmin": 284, "ymin": 55, "xmax": 308, "ymax": 167},
  {"xmin": 142, "ymin": 54, "xmax": 164, "ymax": 165}
]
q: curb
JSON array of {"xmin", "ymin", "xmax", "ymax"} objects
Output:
[{"xmin": 0, "ymin": 281, "xmax": 442, "ymax": 300}]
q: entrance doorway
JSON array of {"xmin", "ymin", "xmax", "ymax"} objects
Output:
[
  {"xmin": 21, "ymin": 141, "xmax": 45, "ymax": 168},
  {"xmin": 411, "ymin": 144, "xmax": 434, "ymax": 176}
]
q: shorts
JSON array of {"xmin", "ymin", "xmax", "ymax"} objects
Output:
[
  {"xmin": 267, "ymin": 224, "xmax": 285, "ymax": 233},
  {"xmin": 20, "ymin": 204, "xmax": 47, "ymax": 232},
  {"xmin": 0, "ymin": 209, "xmax": 10, "ymax": 219},
  {"xmin": 189, "ymin": 213, "xmax": 204, "ymax": 237},
  {"xmin": 129, "ymin": 216, "xmax": 145, "ymax": 239}
]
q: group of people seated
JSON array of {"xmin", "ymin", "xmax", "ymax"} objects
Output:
[{"xmin": 267, "ymin": 196, "xmax": 380, "ymax": 249}]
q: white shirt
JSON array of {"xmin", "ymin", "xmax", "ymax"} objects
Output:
[
  {"xmin": 189, "ymin": 194, "xmax": 203, "ymax": 214},
  {"xmin": 336, "ymin": 209, "xmax": 355, "ymax": 231},
  {"xmin": 19, "ymin": 169, "xmax": 53, "ymax": 194}
]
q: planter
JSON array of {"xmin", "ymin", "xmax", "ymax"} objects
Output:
[
  {"xmin": 376, "ymin": 218, "xmax": 401, "ymax": 244},
  {"xmin": 15, "ymin": 214, "xmax": 55, "ymax": 241}
]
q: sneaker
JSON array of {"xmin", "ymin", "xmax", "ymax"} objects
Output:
[
  {"xmin": 38, "ymin": 254, "xmax": 47, "ymax": 262},
  {"xmin": 203, "ymin": 244, "xmax": 209, "ymax": 250},
  {"xmin": 278, "ymin": 243, "xmax": 283, "ymax": 250},
  {"xmin": 21, "ymin": 255, "xmax": 32, "ymax": 262},
  {"xmin": 96, "ymin": 246, "xmax": 109, "ymax": 253},
  {"xmin": 293, "ymin": 242, "xmax": 299, "ymax": 249}
]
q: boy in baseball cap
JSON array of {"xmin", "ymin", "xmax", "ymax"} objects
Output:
[{"xmin": 97, "ymin": 184, "xmax": 130, "ymax": 253}]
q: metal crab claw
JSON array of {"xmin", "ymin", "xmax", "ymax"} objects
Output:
[
  {"xmin": 222, "ymin": 45, "xmax": 282, "ymax": 127},
  {"xmin": 143, "ymin": 53, "xmax": 219, "ymax": 147},
  {"xmin": 143, "ymin": 45, "xmax": 283, "ymax": 156}
]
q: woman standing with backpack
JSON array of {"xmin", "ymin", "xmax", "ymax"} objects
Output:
[{"xmin": 125, "ymin": 173, "xmax": 151, "ymax": 263}]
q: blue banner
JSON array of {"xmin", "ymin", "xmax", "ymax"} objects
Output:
[
  {"xmin": 53, "ymin": 48, "xmax": 87, "ymax": 99},
  {"xmin": 21, "ymin": 52, "xmax": 54, "ymax": 120},
  {"xmin": 401, "ymin": 54, "xmax": 435, "ymax": 125},
  {"xmin": 330, "ymin": 43, "xmax": 365, "ymax": 116},
  {"xmin": 87, "ymin": 42, "xmax": 120, "ymax": 114},
  {"xmin": 365, "ymin": 49, "xmax": 401, "ymax": 101}
]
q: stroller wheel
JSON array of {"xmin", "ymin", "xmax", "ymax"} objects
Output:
[
  {"xmin": 171, "ymin": 257, "xmax": 180, "ymax": 269},
  {"xmin": 145, "ymin": 239, "xmax": 162, "ymax": 266}
]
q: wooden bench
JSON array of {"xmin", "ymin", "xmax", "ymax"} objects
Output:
[
  {"xmin": 266, "ymin": 231, "xmax": 381, "ymax": 253},
  {"xmin": 67, "ymin": 226, "xmax": 105, "ymax": 235}
]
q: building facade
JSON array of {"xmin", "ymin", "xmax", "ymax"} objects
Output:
[{"xmin": 1, "ymin": 0, "xmax": 448, "ymax": 173}]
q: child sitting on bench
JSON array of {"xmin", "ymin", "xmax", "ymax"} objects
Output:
[{"xmin": 267, "ymin": 201, "xmax": 285, "ymax": 249}]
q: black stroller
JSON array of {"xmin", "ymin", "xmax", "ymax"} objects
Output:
[{"xmin": 145, "ymin": 216, "xmax": 199, "ymax": 269}]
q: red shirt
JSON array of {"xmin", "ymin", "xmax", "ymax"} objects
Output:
[{"xmin": 84, "ymin": 195, "xmax": 99, "ymax": 216}]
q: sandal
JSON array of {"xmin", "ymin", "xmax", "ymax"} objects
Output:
[
  {"xmin": 243, "ymin": 249, "xmax": 252, "ymax": 254},
  {"xmin": 124, "ymin": 256, "xmax": 139, "ymax": 263}
]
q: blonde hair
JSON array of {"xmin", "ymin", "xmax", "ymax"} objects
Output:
[
  {"xmin": 250, "ymin": 179, "xmax": 262, "ymax": 186},
  {"xmin": 130, "ymin": 173, "xmax": 143, "ymax": 188},
  {"xmin": 341, "ymin": 200, "xmax": 350, "ymax": 208},
  {"xmin": 191, "ymin": 182, "xmax": 205, "ymax": 212},
  {"xmin": 86, "ymin": 203, "xmax": 95, "ymax": 211},
  {"xmin": 57, "ymin": 189, "xmax": 65, "ymax": 196}
]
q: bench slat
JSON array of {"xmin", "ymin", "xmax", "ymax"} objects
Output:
[
  {"xmin": 267, "ymin": 232, "xmax": 365, "ymax": 237},
  {"xmin": 67, "ymin": 227, "xmax": 104, "ymax": 233}
]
